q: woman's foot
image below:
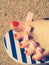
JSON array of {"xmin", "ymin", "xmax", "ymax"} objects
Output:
[{"xmin": 11, "ymin": 12, "xmax": 49, "ymax": 61}]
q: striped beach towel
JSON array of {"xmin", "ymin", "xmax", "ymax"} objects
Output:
[{"xmin": 3, "ymin": 30, "xmax": 49, "ymax": 65}]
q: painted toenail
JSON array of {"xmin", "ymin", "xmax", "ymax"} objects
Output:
[
  {"xmin": 19, "ymin": 43, "xmax": 22, "ymax": 47},
  {"xmin": 14, "ymin": 34, "xmax": 17, "ymax": 37},
  {"xmin": 25, "ymin": 50, "xmax": 28, "ymax": 54},
  {"xmin": 12, "ymin": 21, "xmax": 19, "ymax": 27}
]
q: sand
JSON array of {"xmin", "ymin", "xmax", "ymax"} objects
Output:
[{"xmin": 0, "ymin": 0, "xmax": 49, "ymax": 65}]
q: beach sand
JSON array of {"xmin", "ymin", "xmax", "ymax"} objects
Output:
[{"xmin": 0, "ymin": 0, "xmax": 49, "ymax": 65}]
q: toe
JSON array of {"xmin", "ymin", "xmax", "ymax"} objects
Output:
[
  {"xmin": 32, "ymin": 53, "xmax": 41, "ymax": 60},
  {"xmin": 32, "ymin": 47, "xmax": 47, "ymax": 61},
  {"xmin": 14, "ymin": 33, "xmax": 19, "ymax": 40},
  {"xmin": 14, "ymin": 34, "xmax": 17, "ymax": 38},
  {"xmin": 11, "ymin": 21, "xmax": 19, "ymax": 32},
  {"xmin": 24, "ymin": 47, "xmax": 35, "ymax": 55},
  {"xmin": 36, "ymin": 47, "xmax": 45, "ymax": 54},
  {"xmin": 23, "ymin": 34, "xmax": 28, "ymax": 41},
  {"xmin": 26, "ymin": 11, "xmax": 34, "ymax": 21},
  {"xmin": 24, "ymin": 40, "xmax": 38, "ymax": 55},
  {"xmin": 19, "ymin": 42, "xmax": 24, "ymax": 48},
  {"xmin": 32, "ymin": 48, "xmax": 44, "ymax": 60},
  {"xmin": 14, "ymin": 33, "xmax": 24, "ymax": 40},
  {"xmin": 24, "ymin": 48, "xmax": 29, "ymax": 55},
  {"xmin": 19, "ymin": 41, "xmax": 29, "ymax": 48},
  {"xmin": 25, "ymin": 26, "xmax": 34, "ymax": 33},
  {"xmin": 11, "ymin": 21, "xmax": 19, "ymax": 27}
]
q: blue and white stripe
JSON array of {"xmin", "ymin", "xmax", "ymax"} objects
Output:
[{"xmin": 4, "ymin": 30, "xmax": 49, "ymax": 64}]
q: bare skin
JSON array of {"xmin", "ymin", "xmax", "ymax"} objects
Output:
[
  {"xmin": 27, "ymin": 20, "xmax": 49, "ymax": 50},
  {"xmin": 11, "ymin": 12, "xmax": 49, "ymax": 61},
  {"xmin": 11, "ymin": 20, "xmax": 49, "ymax": 61}
]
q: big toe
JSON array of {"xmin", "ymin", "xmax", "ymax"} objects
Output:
[
  {"xmin": 11, "ymin": 21, "xmax": 19, "ymax": 27},
  {"xmin": 11, "ymin": 21, "xmax": 19, "ymax": 31}
]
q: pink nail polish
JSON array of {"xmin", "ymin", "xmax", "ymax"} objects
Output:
[{"xmin": 12, "ymin": 21, "xmax": 19, "ymax": 27}]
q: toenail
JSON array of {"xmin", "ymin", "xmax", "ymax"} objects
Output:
[
  {"xmin": 19, "ymin": 43, "xmax": 22, "ymax": 47},
  {"xmin": 12, "ymin": 21, "xmax": 19, "ymax": 26},
  {"xmin": 14, "ymin": 34, "xmax": 17, "ymax": 37},
  {"xmin": 25, "ymin": 50, "xmax": 28, "ymax": 54}
]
